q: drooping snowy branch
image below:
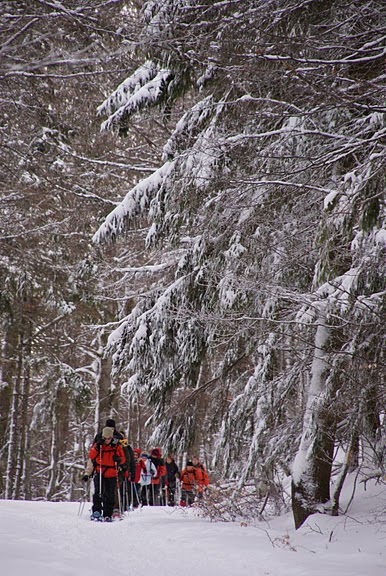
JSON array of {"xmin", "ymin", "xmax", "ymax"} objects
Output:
[
  {"xmin": 92, "ymin": 160, "xmax": 175, "ymax": 243},
  {"xmin": 99, "ymin": 68, "xmax": 174, "ymax": 133},
  {"xmin": 97, "ymin": 60, "xmax": 158, "ymax": 117}
]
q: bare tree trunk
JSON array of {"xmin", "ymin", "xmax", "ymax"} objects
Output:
[
  {"xmin": 136, "ymin": 397, "xmax": 142, "ymax": 448},
  {"xmin": 13, "ymin": 329, "xmax": 32, "ymax": 499},
  {"xmin": 331, "ymin": 430, "xmax": 358, "ymax": 516},
  {"xmin": 0, "ymin": 320, "xmax": 18, "ymax": 496},
  {"xmin": 22, "ymin": 424, "xmax": 31, "ymax": 500},
  {"xmin": 291, "ymin": 312, "xmax": 335, "ymax": 529},
  {"xmin": 46, "ymin": 410, "xmax": 58, "ymax": 501},
  {"xmin": 5, "ymin": 334, "xmax": 23, "ymax": 499},
  {"xmin": 362, "ymin": 384, "xmax": 381, "ymax": 467},
  {"xmin": 93, "ymin": 330, "xmax": 114, "ymax": 433},
  {"xmin": 0, "ymin": 323, "xmax": 14, "ymax": 442}
]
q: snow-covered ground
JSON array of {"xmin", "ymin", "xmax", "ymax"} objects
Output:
[{"xmin": 1, "ymin": 475, "xmax": 385, "ymax": 576}]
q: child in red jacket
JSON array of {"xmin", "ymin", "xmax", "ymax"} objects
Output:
[{"xmin": 179, "ymin": 461, "xmax": 197, "ymax": 507}]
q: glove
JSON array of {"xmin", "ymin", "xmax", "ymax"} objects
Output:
[
  {"xmin": 113, "ymin": 454, "xmax": 121, "ymax": 463},
  {"xmin": 82, "ymin": 475, "xmax": 89, "ymax": 482}
]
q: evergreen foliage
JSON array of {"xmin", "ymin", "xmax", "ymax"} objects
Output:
[
  {"xmin": 95, "ymin": 0, "xmax": 386, "ymax": 527},
  {"xmin": 0, "ymin": 1, "xmax": 385, "ymax": 528}
]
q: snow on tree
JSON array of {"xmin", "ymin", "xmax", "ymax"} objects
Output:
[
  {"xmin": 94, "ymin": 0, "xmax": 386, "ymax": 526},
  {"xmin": 0, "ymin": 0, "xmax": 144, "ymax": 500}
]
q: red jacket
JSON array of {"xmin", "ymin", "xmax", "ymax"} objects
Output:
[
  {"xmin": 180, "ymin": 468, "xmax": 197, "ymax": 492},
  {"xmin": 89, "ymin": 442, "xmax": 125, "ymax": 478},
  {"xmin": 150, "ymin": 450, "xmax": 166, "ymax": 485},
  {"xmin": 134, "ymin": 459, "xmax": 146, "ymax": 483},
  {"xmin": 194, "ymin": 464, "xmax": 209, "ymax": 493},
  {"xmin": 151, "ymin": 462, "xmax": 166, "ymax": 485}
]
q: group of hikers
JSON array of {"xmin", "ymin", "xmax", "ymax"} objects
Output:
[{"xmin": 82, "ymin": 419, "xmax": 210, "ymax": 521}]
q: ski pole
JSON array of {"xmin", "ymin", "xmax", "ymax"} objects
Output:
[
  {"xmin": 176, "ymin": 478, "xmax": 181, "ymax": 505},
  {"xmin": 78, "ymin": 481, "xmax": 88, "ymax": 517},
  {"xmin": 133, "ymin": 482, "xmax": 141, "ymax": 507},
  {"xmin": 89, "ymin": 473, "xmax": 94, "ymax": 513},
  {"xmin": 78, "ymin": 499, "xmax": 85, "ymax": 516},
  {"xmin": 123, "ymin": 478, "xmax": 127, "ymax": 512},
  {"xmin": 121, "ymin": 477, "xmax": 126, "ymax": 513},
  {"xmin": 99, "ymin": 445, "xmax": 104, "ymax": 517},
  {"xmin": 115, "ymin": 462, "xmax": 122, "ymax": 516},
  {"xmin": 159, "ymin": 479, "xmax": 163, "ymax": 506},
  {"xmin": 130, "ymin": 480, "xmax": 134, "ymax": 511},
  {"xmin": 125, "ymin": 478, "xmax": 130, "ymax": 512}
]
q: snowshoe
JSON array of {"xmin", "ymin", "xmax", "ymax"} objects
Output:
[
  {"xmin": 112, "ymin": 509, "xmax": 122, "ymax": 521},
  {"xmin": 91, "ymin": 511, "xmax": 103, "ymax": 522},
  {"xmin": 104, "ymin": 516, "xmax": 112, "ymax": 522}
]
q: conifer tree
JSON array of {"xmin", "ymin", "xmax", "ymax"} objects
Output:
[{"xmin": 95, "ymin": 0, "xmax": 386, "ymax": 527}]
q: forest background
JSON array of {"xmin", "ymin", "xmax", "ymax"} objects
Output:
[{"xmin": 0, "ymin": 0, "xmax": 385, "ymax": 530}]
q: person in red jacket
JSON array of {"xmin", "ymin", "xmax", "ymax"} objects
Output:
[
  {"xmin": 179, "ymin": 461, "xmax": 197, "ymax": 507},
  {"xmin": 130, "ymin": 448, "xmax": 145, "ymax": 508},
  {"xmin": 150, "ymin": 448, "xmax": 166, "ymax": 505},
  {"xmin": 87, "ymin": 426, "xmax": 125, "ymax": 521},
  {"xmin": 192, "ymin": 456, "xmax": 209, "ymax": 497}
]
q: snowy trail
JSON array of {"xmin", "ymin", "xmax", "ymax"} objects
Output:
[{"xmin": 1, "ymin": 497, "xmax": 385, "ymax": 576}]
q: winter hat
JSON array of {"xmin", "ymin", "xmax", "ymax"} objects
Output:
[
  {"xmin": 105, "ymin": 418, "xmax": 116, "ymax": 428},
  {"xmin": 151, "ymin": 448, "xmax": 161, "ymax": 458},
  {"xmin": 186, "ymin": 460, "xmax": 194, "ymax": 467},
  {"xmin": 133, "ymin": 448, "xmax": 141, "ymax": 455},
  {"xmin": 102, "ymin": 426, "xmax": 114, "ymax": 438},
  {"xmin": 141, "ymin": 452, "xmax": 149, "ymax": 459}
]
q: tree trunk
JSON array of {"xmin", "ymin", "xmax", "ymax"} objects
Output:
[
  {"xmin": 13, "ymin": 324, "xmax": 32, "ymax": 500},
  {"xmin": 0, "ymin": 322, "xmax": 15, "ymax": 450},
  {"xmin": 0, "ymin": 320, "xmax": 18, "ymax": 497},
  {"xmin": 292, "ymin": 312, "xmax": 335, "ymax": 529},
  {"xmin": 93, "ymin": 330, "xmax": 114, "ymax": 433},
  {"xmin": 5, "ymin": 334, "xmax": 23, "ymax": 499},
  {"xmin": 362, "ymin": 384, "xmax": 381, "ymax": 466},
  {"xmin": 46, "ymin": 408, "xmax": 58, "ymax": 501},
  {"xmin": 331, "ymin": 430, "xmax": 358, "ymax": 516}
]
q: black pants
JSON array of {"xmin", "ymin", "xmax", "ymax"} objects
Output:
[
  {"xmin": 140, "ymin": 484, "xmax": 151, "ymax": 505},
  {"xmin": 93, "ymin": 475, "xmax": 116, "ymax": 518},
  {"xmin": 119, "ymin": 477, "xmax": 129, "ymax": 511},
  {"xmin": 149, "ymin": 483, "xmax": 160, "ymax": 506},
  {"xmin": 167, "ymin": 481, "xmax": 176, "ymax": 506}
]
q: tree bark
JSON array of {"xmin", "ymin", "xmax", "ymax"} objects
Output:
[
  {"xmin": 292, "ymin": 312, "xmax": 335, "ymax": 529},
  {"xmin": 93, "ymin": 330, "xmax": 114, "ymax": 433},
  {"xmin": 5, "ymin": 334, "xmax": 23, "ymax": 499},
  {"xmin": 13, "ymin": 319, "xmax": 32, "ymax": 500}
]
